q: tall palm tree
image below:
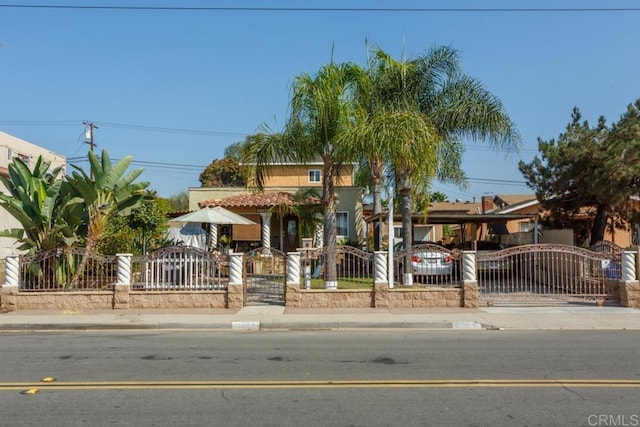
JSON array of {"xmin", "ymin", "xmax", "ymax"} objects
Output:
[
  {"xmin": 244, "ymin": 62, "xmax": 361, "ymax": 288},
  {"xmin": 347, "ymin": 46, "xmax": 519, "ymax": 283}
]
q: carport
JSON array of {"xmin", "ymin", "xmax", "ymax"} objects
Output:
[{"xmin": 365, "ymin": 212, "xmax": 540, "ymax": 248}]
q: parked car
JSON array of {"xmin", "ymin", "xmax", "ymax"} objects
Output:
[
  {"xmin": 453, "ymin": 240, "xmax": 510, "ymax": 274},
  {"xmin": 394, "ymin": 242, "xmax": 455, "ymax": 278}
]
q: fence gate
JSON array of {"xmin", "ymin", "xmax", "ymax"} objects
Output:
[
  {"xmin": 478, "ymin": 244, "xmax": 619, "ymax": 305},
  {"xmin": 243, "ymin": 248, "xmax": 286, "ymax": 305}
]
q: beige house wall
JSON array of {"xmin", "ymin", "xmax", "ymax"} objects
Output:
[{"xmin": 188, "ymin": 185, "xmax": 366, "ymax": 246}]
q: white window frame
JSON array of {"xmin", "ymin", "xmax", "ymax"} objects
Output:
[
  {"xmin": 336, "ymin": 211, "xmax": 349, "ymax": 238},
  {"xmin": 308, "ymin": 169, "xmax": 321, "ymax": 183}
]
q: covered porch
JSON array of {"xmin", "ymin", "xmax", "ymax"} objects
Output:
[{"xmin": 199, "ymin": 191, "xmax": 321, "ymax": 253}]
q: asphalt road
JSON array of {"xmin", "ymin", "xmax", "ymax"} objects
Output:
[{"xmin": 1, "ymin": 330, "xmax": 640, "ymax": 426}]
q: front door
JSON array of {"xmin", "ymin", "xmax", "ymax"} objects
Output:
[{"xmin": 282, "ymin": 214, "xmax": 299, "ymax": 253}]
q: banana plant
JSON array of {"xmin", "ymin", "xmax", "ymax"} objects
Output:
[
  {"xmin": 0, "ymin": 156, "xmax": 80, "ymax": 252},
  {"xmin": 66, "ymin": 149, "xmax": 148, "ymax": 285}
]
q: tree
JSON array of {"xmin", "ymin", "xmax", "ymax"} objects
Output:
[
  {"xmin": 519, "ymin": 101, "xmax": 640, "ymax": 245},
  {"xmin": 347, "ymin": 46, "xmax": 518, "ymax": 266},
  {"xmin": 199, "ymin": 157, "xmax": 245, "ymax": 187},
  {"xmin": 244, "ymin": 62, "xmax": 361, "ymax": 288},
  {"xmin": 66, "ymin": 149, "xmax": 148, "ymax": 281},
  {"xmin": 165, "ymin": 191, "xmax": 189, "ymax": 211},
  {"xmin": 97, "ymin": 190, "xmax": 170, "ymax": 255}
]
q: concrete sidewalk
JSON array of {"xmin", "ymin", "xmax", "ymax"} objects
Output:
[{"xmin": 2, "ymin": 304, "xmax": 640, "ymax": 331}]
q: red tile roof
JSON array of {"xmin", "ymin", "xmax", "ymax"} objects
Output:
[{"xmin": 200, "ymin": 191, "xmax": 321, "ymax": 208}]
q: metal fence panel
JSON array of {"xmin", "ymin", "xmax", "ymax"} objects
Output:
[
  {"xmin": 131, "ymin": 246, "xmax": 228, "ymax": 291},
  {"xmin": 19, "ymin": 248, "xmax": 117, "ymax": 291}
]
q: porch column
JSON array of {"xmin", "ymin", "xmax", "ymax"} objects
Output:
[
  {"xmin": 259, "ymin": 212, "xmax": 272, "ymax": 254},
  {"xmin": 209, "ymin": 224, "xmax": 218, "ymax": 251}
]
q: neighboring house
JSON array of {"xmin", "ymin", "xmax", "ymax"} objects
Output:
[
  {"xmin": 0, "ymin": 131, "xmax": 67, "ymax": 258},
  {"xmin": 366, "ymin": 192, "xmax": 637, "ymax": 249},
  {"xmin": 188, "ymin": 161, "xmax": 365, "ymax": 252},
  {"xmin": 365, "ymin": 194, "xmax": 539, "ymax": 248}
]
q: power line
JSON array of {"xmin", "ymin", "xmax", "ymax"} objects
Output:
[
  {"xmin": 95, "ymin": 121, "xmax": 248, "ymax": 137},
  {"xmin": 0, "ymin": 4, "xmax": 638, "ymax": 12}
]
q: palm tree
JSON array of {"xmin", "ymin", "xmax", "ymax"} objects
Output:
[
  {"xmin": 244, "ymin": 62, "xmax": 361, "ymax": 288},
  {"xmin": 347, "ymin": 46, "xmax": 520, "ymax": 283}
]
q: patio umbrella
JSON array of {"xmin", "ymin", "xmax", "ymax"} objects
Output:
[{"xmin": 171, "ymin": 207, "xmax": 256, "ymax": 250}]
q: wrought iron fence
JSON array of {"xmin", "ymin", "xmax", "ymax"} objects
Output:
[
  {"xmin": 478, "ymin": 244, "xmax": 612, "ymax": 301},
  {"xmin": 393, "ymin": 243, "xmax": 461, "ymax": 287},
  {"xmin": 299, "ymin": 245, "xmax": 374, "ymax": 289},
  {"xmin": 131, "ymin": 246, "xmax": 228, "ymax": 291},
  {"xmin": 19, "ymin": 248, "xmax": 117, "ymax": 291},
  {"xmin": 589, "ymin": 240, "xmax": 623, "ymax": 279},
  {"xmin": 244, "ymin": 247, "xmax": 286, "ymax": 305}
]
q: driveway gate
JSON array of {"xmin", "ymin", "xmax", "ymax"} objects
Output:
[
  {"xmin": 243, "ymin": 248, "xmax": 286, "ymax": 305},
  {"xmin": 477, "ymin": 244, "xmax": 617, "ymax": 304}
]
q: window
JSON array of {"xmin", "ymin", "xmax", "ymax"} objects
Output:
[
  {"xmin": 336, "ymin": 211, "xmax": 348, "ymax": 237},
  {"xmin": 15, "ymin": 152, "xmax": 30, "ymax": 166},
  {"xmin": 518, "ymin": 221, "xmax": 535, "ymax": 232},
  {"xmin": 308, "ymin": 169, "xmax": 321, "ymax": 183}
]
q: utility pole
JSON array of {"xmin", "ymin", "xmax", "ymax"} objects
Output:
[{"xmin": 83, "ymin": 121, "xmax": 97, "ymax": 178}]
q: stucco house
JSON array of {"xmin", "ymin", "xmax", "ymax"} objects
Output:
[
  {"xmin": 188, "ymin": 160, "xmax": 366, "ymax": 252},
  {"xmin": 0, "ymin": 131, "xmax": 67, "ymax": 258},
  {"xmin": 367, "ymin": 193, "xmax": 638, "ymax": 249}
]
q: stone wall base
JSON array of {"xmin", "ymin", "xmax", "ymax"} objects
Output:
[
  {"xmin": 285, "ymin": 283, "xmax": 464, "ymax": 309},
  {"xmin": 620, "ymin": 281, "xmax": 640, "ymax": 308},
  {"xmin": 2, "ymin": 288, "xmax": 229, "ymax": 311}
]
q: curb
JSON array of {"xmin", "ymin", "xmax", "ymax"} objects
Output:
[{"xmin": 0, "ymin": 321, "xmax": 488, "ymax": 332}]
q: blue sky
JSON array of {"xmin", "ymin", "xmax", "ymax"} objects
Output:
[{"xmin": 0, "ymin": 1, "xmax": 639, "ymax": 201}]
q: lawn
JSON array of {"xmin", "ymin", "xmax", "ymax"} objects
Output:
[{"xmin": 301, "ymin": 277, "xmax": 373, "ymax": 290}]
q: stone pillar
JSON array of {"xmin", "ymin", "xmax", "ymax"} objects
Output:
[
  {"xmin": 461, "ymin": 251, "xmax": 479, "ymax": 308},
  {"xmin": 113, "ymin": 254, "xmax": 132, "ymax": 309},
  {"xmin": 622, "ymin": 250, "xmax": 637, "ymax": 282},
  {"xmin": 620, "ymin": 250, "xmax": 640, "ymax": 308},
  {"xmin": 463, "ymin": 282, "xmax": 479, "ymax": 308},
  {"xmin": 260, "ymin": 212, "xmax": 272, "ymax": 254},
  {"xmin": 374, "ymin": 251, "xmax": 389, "ymax": 308},
  {"xmin": 227, "ymin": 252, "xmax": 244, "ymax": 308},
  {"xmin": 286, "ymin": 252, "xmax": 301, "ymax": 308},
  {"xmin": 462, "ymin": 251, "xmax": 477, "ymax": 282},
  {"xmin": 1, "ymin": 255, "xmax": 20, "ymax": 312}
]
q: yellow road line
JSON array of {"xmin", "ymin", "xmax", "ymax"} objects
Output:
[{"xmin": 3, "ymin": 379, "xmax": 640, "ymax": 391}]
